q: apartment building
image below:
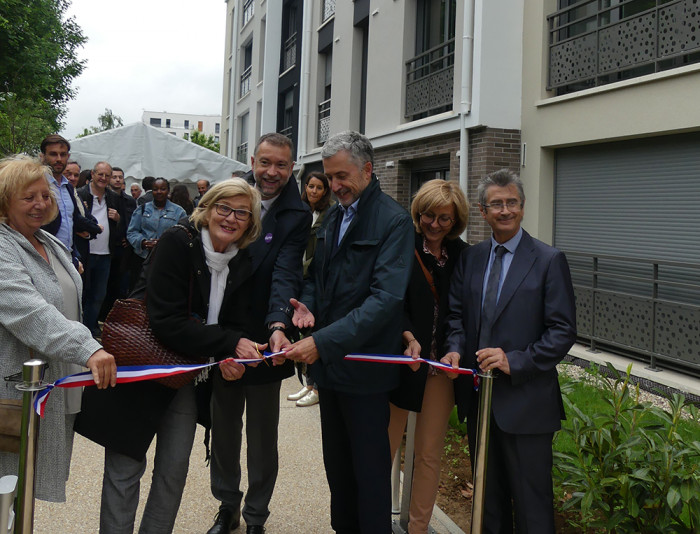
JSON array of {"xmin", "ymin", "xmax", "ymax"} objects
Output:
[
  {"xmin": 521, "ymin": 0, "xmax": 700, "ymax": 374},
  {"xmin": 141, "ymin": 110, "xmax": 222, "ymax": 142},
  {"xmin": 221, "ymin": 0, "xmax": 524, "ymax": 242}
]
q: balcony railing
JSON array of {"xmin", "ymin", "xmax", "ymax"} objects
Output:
[
  {"xmin": 405, "ymin": 38, "xmax": 455, "ymax": 118},
  {"xmin": 240, "ymin": 64, "xmax": 252, "ymax": 98},
  {"xmin": 282, "ymin": 33, "xmax": 297, "ymax": 72},
  {"xmin": 564, "ymin": 250, "xmax": 700, "ymax": 375},
  {"xmin": 242, "ymin": 0, "xmax": 254, "ymax": 26},
  {"xmin": 236, "ymin": 142, "xmax": 248, "ymax": 163},
  {"xmin": 547, "ymin": 0, "xmax": 700, "ymax": 94},
  {"xmin": 279, "ymin": 125, "xmax": 293, "ymax": 139},
  {"xmin": 322, "ymin": 0, "xmax": 336, "ymax": 22},
  {"xmin": 317, "ymin": 98, "xmax": 331, "ymax": 145}
]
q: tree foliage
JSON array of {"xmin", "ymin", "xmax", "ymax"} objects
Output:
[
  {"xmin": 189, "ymin": 130, "xmax": 221, "ymax": 153},
  {"xmin": 76, "ymin": 108, "xmax": 124, "ymax": 138},
  {"xmin": 0, "ymin": 0, "xmax": 86, "ymax": 155}
]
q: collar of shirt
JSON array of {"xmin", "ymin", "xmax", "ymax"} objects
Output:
[
  {"xmin": 340, "ymin": 198, "xmax": 359, "ymax": 219},
  {"xmin": 261, "ymin": 194, "xmax": 280, "ymax": 218},
  {"xmin": 490, "ymin": 227, "xmax": 523, "ymax": 256},
  {"xmin": 47, "ymin": 173, "xmax": 68, "ymax": 187}
]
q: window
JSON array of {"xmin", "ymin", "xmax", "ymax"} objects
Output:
[
  {"xmin": 215, "ymin": 122, "xmax": 220, "ymax": 134},
  {"xmin": 215, "ymin": 136, "xmax": 220, "ymax": 142},
  {"xmin": 166, "ymin": 118, "xmax": 171, "ymax": 128},
  {"xmin": 149, "ymin": 118, "xmax": 161, "ymax": 127},
  {"xmin": 280, "ymin": 89, "xmax": 294, "ymax": 138},
  {"xmin": 281, "ymin": 3, "xmax": 298, "ymax": 72},
  {"xmin": 318, "ymin": 51, "xmax": 332, "ymax": 145},
  {"xmin": 243, "ymin": 0, "xmax": 254, "ymax": 26},
  {"xmin": 236, "ymin": 113, "xmax": 249, "ymax": 163},
  {"xmin": 184, "ymin": 119, "xmax": 190, "ymax": 129},
  {"xmin": 198, "ymin": 121, "xmax": 203, "ymax": 131},
  {"xmin": 241, "ymin": 41, "xmax": 253, "ymax": 97}
]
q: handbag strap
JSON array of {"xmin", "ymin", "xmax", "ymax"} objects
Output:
[{"xmin": 414, "ymin": 248, "xmax": 439, "ymax": 302}]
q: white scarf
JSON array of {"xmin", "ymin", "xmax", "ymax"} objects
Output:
[{"xmin": 201, "ymin": 228, "xmax": 239, "ymax": 325}]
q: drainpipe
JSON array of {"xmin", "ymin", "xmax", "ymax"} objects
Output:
[
  {"xmin": 460, "ymin": 0, "xmax": 475, "ymax": 231},
  {"xmin": 297, "ymin": 0, "xmax": 313, "ymax": 163},
  {"xmin": 227, "ymin": 1, "xmax": 239, "ymax": 159}
]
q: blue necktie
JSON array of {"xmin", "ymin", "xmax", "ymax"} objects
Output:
[{"xmin": 478, "ymin": 245, "xmax": 506, "ymax": 349}]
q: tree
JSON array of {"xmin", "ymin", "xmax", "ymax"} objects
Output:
[
  {"xmin": 76, "ymin": 108, "xmax": 124, "ymax": 138},
  {"xmin": 0, "ymin": 0, "xmax": 86, "ymax": 155},
  {"xmin": 189, "ymin": 130, "xmax": 221, "ymax": 153}
]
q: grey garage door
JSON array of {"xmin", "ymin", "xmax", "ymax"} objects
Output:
[{"xmin": 554, "ymin": 132, "xmax": 700, "ymax": 372}]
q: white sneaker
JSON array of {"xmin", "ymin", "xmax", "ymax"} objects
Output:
[
  {"xmin": 296, "ymin": 390, "xmax": 319, "ymax": 407},
  {"xmin": 287, "ymin": 387, "xmax": 311, "ymax": 401}
]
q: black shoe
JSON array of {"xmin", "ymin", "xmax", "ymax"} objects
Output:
[
  {"xmin": 246, "ymin": 526, "xmax": 265, "ymax": 534},
  {"xmin": 206, "ymin": 508, "xmax": 240, "ymax": 534}
]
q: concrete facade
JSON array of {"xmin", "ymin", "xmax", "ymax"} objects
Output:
[{"xmin": 141, "ymin": 110, "xmax": 222, "ymax": 142}]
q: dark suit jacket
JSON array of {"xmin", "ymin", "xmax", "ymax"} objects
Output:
[
  {"xmin": 445, "ymin": 230, "xmax": 576, "ymax": 435},
  {"xmin": 302, "ymin": 176, "xmax": 414, "ymax": 395},
  {"xmin": 238, "ymin": 172, "xmax": 311, "ymax": 385}
]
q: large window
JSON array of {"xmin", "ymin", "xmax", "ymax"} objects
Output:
[
  {"xmin": 405, "ymin": 0, "xmax": 456, "ymax": 119},
  {"xmin": 318, "ymin": 51, "xmax": 332, "ymax": 145},
  {"xmin": 237, "ymin": 113, "xmax": 249, "ymax": 163},
  {"xmin": 149, "ymin": 117, "xmax": 161, "ymax": 127},
  {"xmin": 548, "ymin": 0, "xmax": 700, "ymax": 94},
  {"xmin": 242, "ymin": 0, "xmax": 254, "ymax": 26},
  {"xmin": 281, "ymin": 2, "xmax": 298, "ymax": 72}
]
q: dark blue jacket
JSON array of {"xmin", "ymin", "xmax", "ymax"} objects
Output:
[{"xmin": 303, "ymin": 176, "xmax": 414, "ymax": 394}]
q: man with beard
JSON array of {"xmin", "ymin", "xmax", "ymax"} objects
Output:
[
  {"xmin": 40, "ymin": 134, "xmax": 99, "ymax": 270},
  {"xmin": 207, "ymin": 133, "xmax": 310, "ymax": 534}
]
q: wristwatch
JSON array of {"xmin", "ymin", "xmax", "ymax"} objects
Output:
[{"xmin": 268, "ymin": 325, "xmax": 286, "ymax": 335}]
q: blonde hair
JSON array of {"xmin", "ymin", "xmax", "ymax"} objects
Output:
[
  {"xmin": 190, "ymin": 178, "xmax": 262, "ymax": 249},
  {"xmin": 410, "ymin": 179, "xmax": 469, "ymax": 239},
  {"xmin": 0, "ymin": 155, "xmax": 58, "ymax": 226}
]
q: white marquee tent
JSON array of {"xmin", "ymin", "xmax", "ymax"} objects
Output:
[{"xmin": 69, "ymin": 122, "xmax": 248, "ymax": 185}]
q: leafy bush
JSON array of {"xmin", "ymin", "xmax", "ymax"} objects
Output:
[{"xmin": 554, "ymin": 363, "xmax": 700, "ymax": 533}]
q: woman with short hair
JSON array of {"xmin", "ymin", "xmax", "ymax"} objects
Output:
[
  {"xmin": 387, "ymin": 178, "xmax": 469, "ymax": 534},
  {"xmin": 0, "ymin": 155, "xmax": 116, "ymax": 503}
]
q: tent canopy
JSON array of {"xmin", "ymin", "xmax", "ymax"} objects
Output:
[{"xmin": 69, "ymin": 122, "xmax": 248, "ymax": 184}]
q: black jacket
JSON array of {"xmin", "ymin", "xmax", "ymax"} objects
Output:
[
  {"xmin": 75, "ymin": 220, "xmax": 254, "ymax": 459},
  {"xmin": 303, "ymin": 176, "xmax": 414, "ymax": 394},
  {"xmin": 77, "ymin": 184, "xmax": 127, "ymax": 252},
  {"xmin": 239, "ymin": 171, "xmax": 311, "ymax": 385},
  {"xmin": 390, "ymin": 232, "xmax": 467, "ymax": 411}
]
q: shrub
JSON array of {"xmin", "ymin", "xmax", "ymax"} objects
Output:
[{"xmin": 554, "ymin": 363, "xmax": 700, "ymax": 533}]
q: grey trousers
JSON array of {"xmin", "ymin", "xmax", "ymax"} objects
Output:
[
  {"xmin": 99, "ymin": 385, "xmax": 197, "ymax": 534},
  {"xmin": 209, "ymin": 374, "xmax": 281, "ymax": 527}
]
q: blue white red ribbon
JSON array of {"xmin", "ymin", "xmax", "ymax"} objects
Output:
[
  {"xmin": 32, "ymin": 353, "xmax": 284, "ymax": 417},
  {"xmin": 344, "ymin": 353, "xmax": 480, "ymax": 389}
]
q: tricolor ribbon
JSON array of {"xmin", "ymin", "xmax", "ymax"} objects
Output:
[
  {"xmin": 32, "ymin": 352, "xmax": 286, "ymax": 417},
  {"xmin": 344, "ymin": 353, "xmax": 480, "ymax": 389}
]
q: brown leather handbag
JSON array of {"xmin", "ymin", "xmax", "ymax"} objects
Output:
[
  {"xmin": 0, "ymin": 398, "xmax": 22, "ymax": 453},
  {"xmin": 101, "ymin": 297, "xmax": 206, "ymax": 389}
]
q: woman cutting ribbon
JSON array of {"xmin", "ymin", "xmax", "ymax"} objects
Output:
[{"xmin": 78, "ymin": 178, "xmax": 263, "ymax": 534}]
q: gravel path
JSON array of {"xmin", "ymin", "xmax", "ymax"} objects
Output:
[{"xmin": 34, "ymin": 377, "xmax": 331, "ymax": 533}]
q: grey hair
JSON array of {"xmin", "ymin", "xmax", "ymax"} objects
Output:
[
  {"xmin": 92, "ymin": 161, "xmax": 113, "ymax": 173},
  {"xmin": 321, "ymin": 131, "xmax": 374, "ymax": 168},
  {"xmin": 477, "ymin": 169, "xmax": 525, "ymax": 206}
]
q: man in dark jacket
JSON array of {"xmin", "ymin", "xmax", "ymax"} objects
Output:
[
  {"xmin": 285, "ymin": 131, "xmax": 414, "ymax": 533},
  {"xmin": 77, "ymin": 161, "xmax": 127, "ymax": 336},
  {"xmin": 207, "ymin": 133, "xmax": 311, "ymax": 534}
]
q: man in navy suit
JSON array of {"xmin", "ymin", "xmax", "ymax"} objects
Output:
[{"xmin": 443, "ymin": 169, "xmax": 576, "ymax": 533}]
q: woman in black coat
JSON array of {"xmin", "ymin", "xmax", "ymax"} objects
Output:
[
  {"xmin": 87, "ymin": 178, "xmax": 263, "ymax": 534},
  {"xmin": 388, "ymin": 179, "xmax": 469, "ymax": 534}
]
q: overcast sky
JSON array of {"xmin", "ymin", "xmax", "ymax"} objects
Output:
[{"xmin": 60, "ymin": 0, "xmax": 226, "ymax": 140}]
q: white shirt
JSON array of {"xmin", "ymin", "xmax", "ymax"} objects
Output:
[{"xmin": 89, "ymin": 193, "xmax": 110, "ymax": 255}]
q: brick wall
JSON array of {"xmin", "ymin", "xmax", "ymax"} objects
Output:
[{"xmin": 373, "ymin": 127, "xmax": 521, "ymax": 245}]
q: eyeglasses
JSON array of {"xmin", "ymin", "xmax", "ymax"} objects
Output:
[
  {"xmin": 420, "ymin": 212, "xmax": 455, "ymax": 228},
  {"xmin": 214, "ymin": 203, "xmax": 252, "ymax": 221},
  {"xmin": 481, "ymin": 200, "xmax": 522, "ymax": 212}
]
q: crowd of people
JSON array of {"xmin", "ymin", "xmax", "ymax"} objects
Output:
[{"xmin": 0, "ymin": 129, "xmax": 576, "ymax": 534}]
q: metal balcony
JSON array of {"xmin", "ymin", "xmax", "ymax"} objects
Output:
[
  {"xmin": 547, "ymin": 0, "xmax": 700, "ymax": 94},
  {"xmin": 405, "ymin": 38, "xmax": 455, "ymax": 118},
  {"xmin": 242, "ymin": 0, "xmax": 254, "ymax": 26},
  {"xmin": 322, "ymin": 0, "xmax": 336, "ymax": 22},
  {"xmin": 282, "ymin": 33, "xmax": 297, "ymax": 72},
  {"xmin": 240, "ymin": 65, "xmax": 252, "ymax": 98},
  {"xmin": 317, "ymin": 98, "xmax": 331, "ymax": 145}
]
